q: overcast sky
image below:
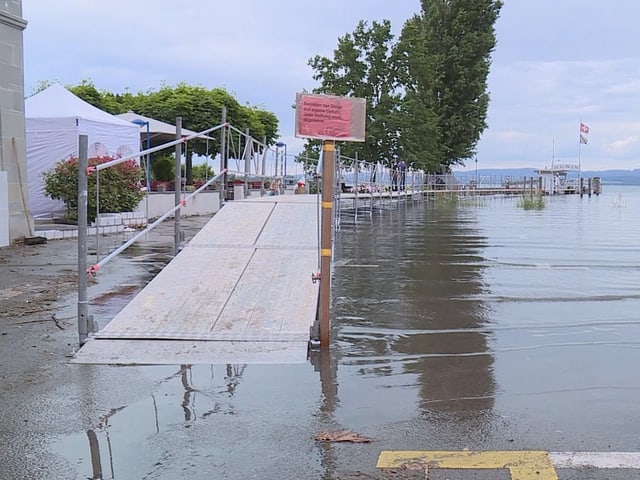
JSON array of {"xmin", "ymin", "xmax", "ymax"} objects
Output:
[{"xmin": 22, "ymin": 0, "xmax": 640, "ymax": 171}]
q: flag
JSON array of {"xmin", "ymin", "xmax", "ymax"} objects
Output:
[
  {"xmin": 580, "ymin": 122, "xmax": 589, "ymax": 134},
  {"xmin": 580, "ymin": 134, "xmax": 588, "ymax": 145}
]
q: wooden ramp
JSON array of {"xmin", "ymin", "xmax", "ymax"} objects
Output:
[{"xmin": 72, "ymin": 195, "xmax": 320, "ymax": 365}]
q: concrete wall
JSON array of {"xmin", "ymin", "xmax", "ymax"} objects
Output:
[
  {"xmin": 0, "ymin": 1, "xmax": 31, "ymax": 242},
  {"xmin": 135, "ymin": 192, "xmax": 221, "ymax": 220},
  {"xmin": 0, "ymin": 171, "xmax": 8, "ymax": 246}
]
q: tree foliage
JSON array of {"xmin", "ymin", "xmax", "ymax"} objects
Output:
[
  {"xmin": 404, "ymin": 0, "xmax": 503, "ymax": 169},
  {"xmin": 308, "ymin": 0, "xmax": 502, "ymax": 173},
  {"xmin": 68, "ymin": 79, "xmax": 106, "ymax": 111},
  {"xmin": 309, "ymin": 20, "xmax": 401, "ymax": 166}
]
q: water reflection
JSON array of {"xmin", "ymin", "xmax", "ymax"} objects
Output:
[
  {"xmin": 179, "ymin": 365, "xmax": 195, "ymax": 422},
  {"xmin": 86, "ymin": 429, "xmax": 102, "ymax": 480},
  {"xmin": 309, "ymin": 349, "xmax": 339, "ymax": 480},
  {"xmin": 58, "ymin": 362, "xmax": 249, "ymax": 479},
  {"xmin": 225, "ymin": 364, "xmax": 246, "ymax": 397},
  {"xmin": 334, "ymin": 203, "xmax": 495, "ymax": 421}
]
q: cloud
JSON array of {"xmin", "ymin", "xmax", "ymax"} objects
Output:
[
  {"xmin": 605, "ymin": 135, "xmax": 640, "ymax": 153},
  {"xmin": 21, "ymin": 0, "xmax": 640, "ymax": 169},
  {"xmin": 490, "ymin": 130, "xmax": 536, "ymax": 143}
]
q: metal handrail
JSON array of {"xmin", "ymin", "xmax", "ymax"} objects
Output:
[
  {"xmin": 96, "ymin": 123, "xmax": 228, "ymax": 172},
  {"xmin": 88, "ymin": 170, "xmax": 226, "ymax": 275}
]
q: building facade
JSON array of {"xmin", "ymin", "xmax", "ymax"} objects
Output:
[{"xmin": 0, "ymin": 0, "xmax": 31, "ymax": 244}]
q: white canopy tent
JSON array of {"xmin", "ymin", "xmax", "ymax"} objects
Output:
[{"xmin": 25, "ymin": 84, "xmax": 140, "ymax": 219}]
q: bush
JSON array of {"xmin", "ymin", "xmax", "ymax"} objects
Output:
[
  {"xmin": 151, "ymin": 154, "xmax": 175, "ymax": 181},
  {"xmin": 43, "ymin": 155, "xmax": 145, "ymax": 222},
  {"xmin": 191, "ymin": 163, "xmax": 215, "ymax": 182}
]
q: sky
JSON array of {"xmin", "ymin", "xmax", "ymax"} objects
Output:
[{"xmin": 21, "ymin": 0, "xmax": 640, "ymax": 172}]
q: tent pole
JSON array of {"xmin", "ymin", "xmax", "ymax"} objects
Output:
[
  {"xmin": 77, "ymin": 134, "xmax": 90, "ymax": 346},
  {"xmin": 174, "ymin": 117, "xmax": 182, "ymax": 256}
]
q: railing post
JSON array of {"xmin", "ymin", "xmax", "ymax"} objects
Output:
[
  {"xmin": 220, "ymin": 107, "xmax": 227, "ymax": 205},
  {"xmin": 244, "ymin": 128, "xmax": 251, "ymax": 197},
  {"xmin": 261, "ymin": 135, "xmax": 267, "ymax": 196},
  {"xmin": 174, "ymin": 117, "xmax": 182, "ymax": 255},
  {"xmin": 319, "ymin": 140, "xmax": 335, "ymax": 348},
  {"xmin": 77, "ymin": 134, "xmax": 89, "ymax": 346}
]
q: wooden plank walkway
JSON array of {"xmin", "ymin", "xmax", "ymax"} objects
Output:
[{"xmin": 72, "ymin": 194, "xmax": 320, "ymax": 365}]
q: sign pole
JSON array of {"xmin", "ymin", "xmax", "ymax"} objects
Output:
[
  {"xmin": 319, "ymin": 140, "xmax": 335, "ymax": 348},
  {"xmin": 77, "ymin": 134, "xmax": 89, "ymax": 346},
  {"xmin": 294, "ymin": 92, "xmax": 366, "ymax": 349}
]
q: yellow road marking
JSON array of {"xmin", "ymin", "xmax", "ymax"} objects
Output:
[{"xmin": 377, "ymin": 451, "xmax": 558, "ymax": 480}]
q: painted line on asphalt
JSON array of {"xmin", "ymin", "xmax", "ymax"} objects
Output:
[
  {"xmin": 377, "ymin": 451, "xmax": 640, "ymax": 478},
  {"xmin": 377, "ymin": 451, "xmax": 558, "ymax": 479},
  {"xmin": 549, "ymin": 451, "xmax": 640, "ymax": 469}
]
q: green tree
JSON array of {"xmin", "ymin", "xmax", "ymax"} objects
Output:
[
  {"xmin": 100, "ymin": 89, "xmax": 138, "ymax": 114},
  {"xmin": 29, "ymin": 79, "xmax": 58, "ymax": 96},
  {"xmin": 133, "ymin": 83, "xmax": 279, "ymax": 184},
  {"xmin": 307, "ymin": 1, "xmax": 501, "ymax": 173},
  {"xmin": 68, "ymin": 79, "xmax": 105, "ymax": 110},
  {"xmin": 395, "ymin": 15, "xmax": 442, "ymax": 172},
  {"xmin": 309, "ymin": 20, "xmax": 402, "ymax": 167},
  {"xmin": 51, "ymin": 81, "xmax": 281, "ymax": 185},
  {"xmin": 400, "ymin": 0, "xmax": 503, "ymax": 170}
]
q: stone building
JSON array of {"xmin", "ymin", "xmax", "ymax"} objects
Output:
[{"xmin": 0, "ymin": 0, "xmax": 30, "ymax": 245}]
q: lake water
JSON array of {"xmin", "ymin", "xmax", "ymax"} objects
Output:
[{"xmin": 47, "ymin": 185, "xmax": 640, "ymax": 479}]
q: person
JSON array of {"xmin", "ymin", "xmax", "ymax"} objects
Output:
[
  {"xmin": 391, "ymin": 159, "xmax": 399, "ymax": 191},
  {"xmin": 398, "ymin": 158, "xmax": 407, "ymax": 191}
]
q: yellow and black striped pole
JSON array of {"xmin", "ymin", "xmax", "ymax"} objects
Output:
[{"xmin": 319, "ymin": 140, "xmax": 335, "ymax": 347}]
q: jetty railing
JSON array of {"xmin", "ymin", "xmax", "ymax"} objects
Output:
[{"xmin": 334, "ymin": 152, "xmax": 425, "ymax": 225}]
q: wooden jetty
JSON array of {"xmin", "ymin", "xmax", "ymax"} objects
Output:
[{"xmin": 72, "ymin": 194, "xmax": 320, "ymax": 365}]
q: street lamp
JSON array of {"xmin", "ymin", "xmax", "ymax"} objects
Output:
[
  {"xmin": 276, "ymin": 141, "xmax": 287, "ymax": 178},
  {"xmin": 475, "ymin": 156, "xmax": 478, "ymax": 187},
  {"xmin": 130, "ymin": 118, "xmax": 151, "ymax": 223},
  {"xmin": 131, "ymin": 118, "xmax": 151, "ymax": 190}
]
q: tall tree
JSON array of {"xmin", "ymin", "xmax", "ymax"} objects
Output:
[
  {"xmin": 400, "ymin": 0, "xmax": 502, "ymax": 170},
  {"xmin": 395, "ymin": 15, "xmax": 441, "ymax": 172},
  {"xmin": 309, "ymin": 20, "xmax": 402, "ymax": 166}
]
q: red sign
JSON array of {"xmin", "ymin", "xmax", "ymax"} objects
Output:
[{"xmin": 295, "ymin": 93, "xmax": 366, "ymax": 142}]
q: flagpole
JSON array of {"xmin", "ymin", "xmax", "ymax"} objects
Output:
[
  {"xmin": 550, "ymin": 139, "xmax": 554, "ymax": 194},
  {"xmin": 578, "ymin": 119, "xmax": 582, "ymax": 179},
  {"xmin": 578, "ymin": 137, "xmax": 581, "ymax": 179},
  {"xmin": 553, "ymin": 139, "xmax": 557, "ymax": 194},
  {"xmin": 578, "ymin": 120, "xmax": 589, "ymax": 190}
]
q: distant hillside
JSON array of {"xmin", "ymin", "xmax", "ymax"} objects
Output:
[{"xmin": 453, "ymin": 168, "xmax": 640, "ymax": 185}]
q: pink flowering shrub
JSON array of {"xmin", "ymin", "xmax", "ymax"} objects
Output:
[{"xmin": 43, "ymin": 155, "xmax": 144, "ymax": 222}]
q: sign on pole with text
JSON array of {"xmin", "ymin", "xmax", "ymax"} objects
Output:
[{"xmin": 295, "ymin": 93, "xmax": 366, "ymax": 142}]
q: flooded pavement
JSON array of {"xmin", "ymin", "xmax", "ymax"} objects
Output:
[{"xmin": 3, "ymin": 188, "xmax": 640, "ymax": 479}]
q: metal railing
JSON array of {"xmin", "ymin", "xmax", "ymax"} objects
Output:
[
  {"xmin": 76, "ymin": 117, "xmax": 282, "ymax": 345},
  {"xmin": 334, "ymin": 153, "xmax": 425, "ymax": 225}
]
